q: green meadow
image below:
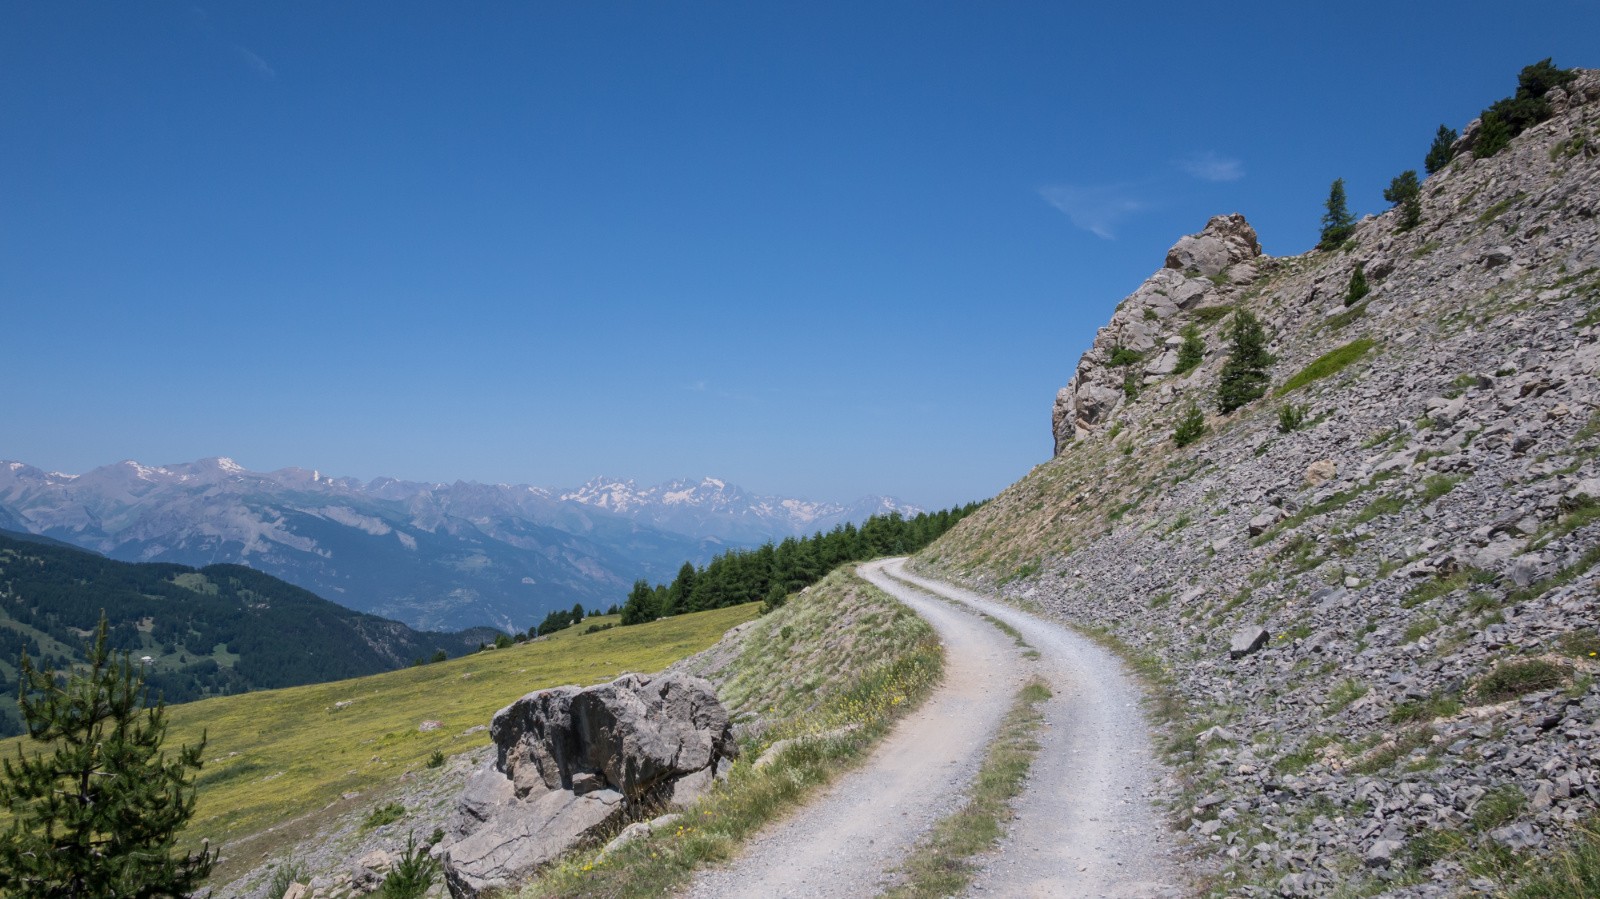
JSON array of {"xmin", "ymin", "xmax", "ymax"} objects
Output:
[{"xmin": 0, "ymin": 604, "xmax": 759, "ymax": 880}]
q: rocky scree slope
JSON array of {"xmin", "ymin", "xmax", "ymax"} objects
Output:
[{"xmin": 919, "ymin": 70, "xmax": 1600, "ymax": 896}]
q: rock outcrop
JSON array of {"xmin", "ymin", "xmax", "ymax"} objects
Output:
[
  {"xmin": 1164, "ymin": 211, "xmax": 1263, "ymax": 277},
  {"xmin": 1052, "ymin": 213, "xmax": 1263, "ymax": 454},
  {"xmin": 441, "ymin": 672, "xmax": 736, "ymax": 898}
]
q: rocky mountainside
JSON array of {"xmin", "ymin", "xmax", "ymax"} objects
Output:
[
  {"xmin": 919, "ymin": 69, "xmax": 1600, "ymax": 895},
  {"xmin": 0, "ymin": 459, "xmax": 915, "ymax": 631}
]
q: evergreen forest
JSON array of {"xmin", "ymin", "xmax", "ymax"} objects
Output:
[
  {"xmin": 0, "ymin": 532, "xmax": 486, "ymax": 736},
  {"xmin": 617, "ymin": 504, "xmax": 983, "ymax": 625}
]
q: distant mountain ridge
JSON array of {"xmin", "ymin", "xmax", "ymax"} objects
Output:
[
  {"xmin": 559, "ymin": 475, "xmax": 911, "ymax": 544},
  {"xmin": 0, "ymin": 458, "xmax": 919, "ymax": 631}
]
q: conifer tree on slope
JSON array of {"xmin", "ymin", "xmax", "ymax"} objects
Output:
[
  {"xmin": 1216, "ymin": 310, "xmax": 1274, "ymax": 414},
  {"xmin": 1318, "ymin": 178, "xmax": 1356, "ymax": 250},
  {"xmin": 1424, "ymin": 125, "xmax": 1458, "ymax": 174},
  {"xmin": 1383, "ymin": 170, "xmax": 1422, "ymax": 232},
  {"xmin": 0, "ymin": 615, "xmax": 216, "ymax": 897}
]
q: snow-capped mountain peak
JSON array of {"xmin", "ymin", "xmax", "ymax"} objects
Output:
[{"xmin": 558, "ymin": 475, "xmax": 918, "ymax": 540}]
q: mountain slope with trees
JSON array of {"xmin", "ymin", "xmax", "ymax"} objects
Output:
[
  {"xmin": 0, "ymin": 532, "xmax": 492, "ymax": 737},
  {"xmin": 921, "ymin": 62, "xmax": 1600, "ymax": 896}
]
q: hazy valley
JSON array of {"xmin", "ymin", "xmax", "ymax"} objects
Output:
[{"xmin": 0, "ymin": 459, "xmax": 917, "ymax": 631}]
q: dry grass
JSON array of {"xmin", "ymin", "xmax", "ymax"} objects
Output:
[
  {"xmin": 0, "ymin": 604, "xmax": 760, "ymax": 886},
  {"xmin": 520, "ymin": 568, "xmax": 943, "ymax": 898}
]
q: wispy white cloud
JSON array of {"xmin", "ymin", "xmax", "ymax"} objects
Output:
[
  {"xmin": 1038, "ymin": 184, "xmax": 1149, "ymax": 240},
  {"xmin": 1178, "ymin": 151, "xmax": 1244, "ymax": 182},
  {"xmin": 234, "ymin": 45, "xmax": 276, "ymax": 80},
  {"xmin": 682, "ymin": 378, "xmax": 762, "ymax": 403}
]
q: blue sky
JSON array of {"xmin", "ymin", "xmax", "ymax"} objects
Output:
[{"xmin": 3, "ymin": 2, "xmax": 1595, "ymax": 509}]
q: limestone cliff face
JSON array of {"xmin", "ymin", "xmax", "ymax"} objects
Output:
[{"xmin": 1052, "ymin": 213, "xmax": 1263, "ymax": 454}]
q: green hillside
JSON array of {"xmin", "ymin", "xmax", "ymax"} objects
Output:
[
  {"xmin": 0, "ymin": 601, "xmax": 758, "ymax": 885},
  {"xmin": 0, "ymin": 532, "xmax": 495, "ymax": 735}
]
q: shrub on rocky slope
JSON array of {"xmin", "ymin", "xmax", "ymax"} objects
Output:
[{"xmin": 920, "ymin": 68, "xmax": 1600, "ymax": 897}]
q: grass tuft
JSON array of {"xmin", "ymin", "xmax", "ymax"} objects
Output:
[
  {"xmin": 1471, "ymin": 784, "xmax": 1527, "ymax": 832},
  {"xmin": 361, "ymin": 801, "xmax": 406, "ymax": 831},
  {"xmin": 1389, "ymin": 691, "xmax": 1460, "ymax": 724},
  {"xmin": 1277, "ymin": 339, "xmax": 1376, "ymax": 395},
  {"xmin": 1472, "ymin": 659, "xmax": 1569, "ymax": 704},
  {"xmin": 1508, "ymin": 821, "xmax": 1600, "ymax": 897},
  {"xmin": 882, "ymin": 678, "xmax": 1052, "ymax": 898},
  {"xmin": 268, "ymin": 859, "xmax": 309, "ymax": 898},
  {"xmin": 1326, "ymin": 679, "xmax": 1367, "ymax": 712},
  {"xmin": 978, "ymin": 612, "xmax": 1040, "ymax": 660}
]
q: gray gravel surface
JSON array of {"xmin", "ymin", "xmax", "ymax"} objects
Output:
[
  {"xmin": 684, "ymin": 560, "xmax": 1024, "ymax": 898},
  {"xmin": 884, "ymin": 560, "xmax": 1187, "ymax": 898},
  {"xmin": 686, "ymin": 560, "xmax": 1188, "ymax": 898}
]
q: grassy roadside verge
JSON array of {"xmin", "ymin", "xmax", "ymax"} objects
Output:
[
  {"xmin": 519, "ymin": 568, "xmax": 943, "ymax": 898},
  {"xmin": 1, "ymin": 603, "xmax": 761, "ymax": 887},
  {"xmin": 882, "ymin": 677, "xmax": 1052, "ymax": 897}
]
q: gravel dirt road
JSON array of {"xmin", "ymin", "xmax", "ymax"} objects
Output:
[
  {"xmin": 685, "ymin": 559, "xmax": 1186, "ymax": 898},
  {"xmin": 883, "ymin": 560, "xmax": 1186, "ymax": 898}
]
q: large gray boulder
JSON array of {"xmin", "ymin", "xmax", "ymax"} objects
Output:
[
  {"xmin": 441, "ymin": 672, "xmax": 736, "ymax": 898},
  {"xmin": 493, "ymin": 671, "xmax": 734, "ymax": 800}
]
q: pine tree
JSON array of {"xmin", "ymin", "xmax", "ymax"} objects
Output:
[
  {"xmin": 620, "ymin": 579, "xmax": 658, "ymax": 625},
  {"xmin": 1472, "ymin": 59, "xmax": 1575, "ymax": 159},
  {"xmin": 1172, "ymin": 403, "xmax": 1207, "ymax": 447},
  {"xmin": 380, "ymin": 833, "xmax": 440, "ymax": 898},
  {"xmin": 1473, "ymin": 111, "xmax": 1513, "ymax": 159},
  {"xmin": 1216, "ymin": 310, "xmax": 1274, "ymax": 414},
  {"xmin": 1345, "ymin": 263, "xmax": 1370, "ymax": 307},
  {"xmin": 0, "ymin": 615, "xmax": 216, "ymax": 897},
  {"xmin": 1318, "ymin": 178, "xmax": 1356, "ymax": 250},
  {"xmin": 762, "ymin": 583, "xmax": 789, "ymax": 615},
  {"xmin": 1424, "ymin": 125, "xmax": 1458, "ymax": 174},
  {"xmin": 1383, "ymin": 170, "xmax": 1422, "ymax": 232},
  {"xmin": 1174, "ymin": 325, "xmax": 1205, "ymax": 376},
  {"xmin": 665, "ymin": 562, "xmax": 696, "ymax": 615}
]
